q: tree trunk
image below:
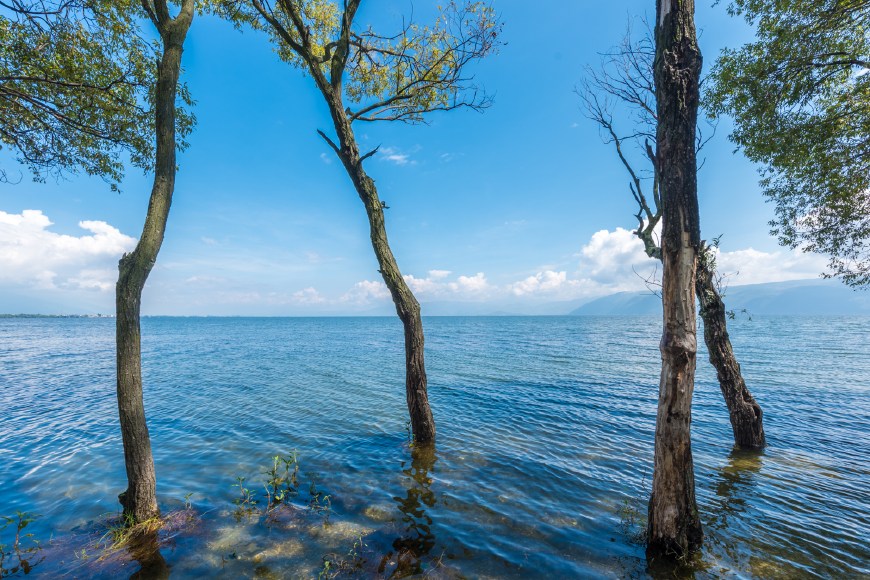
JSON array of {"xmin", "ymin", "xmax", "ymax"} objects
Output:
[
  {"xmin": 115, "ymin": 4, "xmax": 193, "ymax": 522},
  {"xmin": 696, "ymin": 257, "xmax": 765, "ymax": 448},
  {"xmin": 325, "ymin": 98, "xmax": 436, "ymax": 445},
  {"xmin": 647, "ymin": 0, "xmax": 704, "ymax": 560}
]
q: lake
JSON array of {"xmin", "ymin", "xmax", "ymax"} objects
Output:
[{"xmin": 1, "ymin": 316, "xmax": 868, "ymax": 578}]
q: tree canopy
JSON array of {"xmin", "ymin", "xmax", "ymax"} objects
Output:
[
  {"xmin": 707, "ymin": 0, "xmax": 870, "ymax": 286},
  {"xmin": 0, "ymin": 0, "xmax": 194, "ymax": 187},
  {"xmin": 219, "ymin": 0, "xmax": 500, "ymax": 127}
]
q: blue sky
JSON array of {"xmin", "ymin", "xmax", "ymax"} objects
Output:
[{"xmin": 0, "ymin": 1, "xmax": 830, "ymax": 315}]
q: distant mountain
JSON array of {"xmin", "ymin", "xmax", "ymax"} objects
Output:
[{"xmin": 570, "ymin": 278, "xmax": 870, "ymax": 316}]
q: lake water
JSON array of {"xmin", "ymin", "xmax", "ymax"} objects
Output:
[{"xmin": 1, "ymin": 316, "xmax": 868, "ymax": 578}]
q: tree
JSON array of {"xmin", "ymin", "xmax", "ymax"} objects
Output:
[
  {"xmin": 116, "ymin": 0, "xmax": 194, "ymax": 522},
  {"xmin": 221, "ymin": 0, "xmax": 501, "ymax": 445},
  {"xmin": 707, "ymin": 0, "xmax": 870, "ymax": 287},
  {"xmin": 0, "ymin": 1, "xmax": 193, "ymax": 186},
  {"xmin": 579, "ymin": 22, "xmax": 765, "ymax": 449},
  {"xmin": 646, "ymin": 0, "xmax": 704, "ymax": 559}
]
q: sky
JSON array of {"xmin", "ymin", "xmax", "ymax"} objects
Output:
[{"xmin": 0, "ymin": 0, "xmax": 832, "ymax": 315}]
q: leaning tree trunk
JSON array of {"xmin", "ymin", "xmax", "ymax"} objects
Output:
[
  {"xmin": 116, "ymin": 2, "xmax": 193, "ymax": 522},
  {"xmin": 641, "ymin": 243, "xmax": 766, "ymax": 449},
  {"xmin": 647, "ymin": 0, "xmax": 704, "ymax": 560},
  {"xmin": 696, "ymin": 256, "xmax": 765, "ymax": 448},
  {"xmin": 325, "ymin": 97, "xmax": 436, "ymax": 445}
]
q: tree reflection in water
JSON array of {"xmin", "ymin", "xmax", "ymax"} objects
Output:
[
  {"xmin": 379, "ymin": 445, "xmax": 439, "ymax": 577},
  {"xmin": 710, "ymin": 449, "xmax": 763, "ymax": 530},
  {"xmin": 646, "ymin": 450, "xmax": 763, "ymax": 579},
  {"xmin": 127, "ymin": 529, "xmax": 170, "ymax": 580}
]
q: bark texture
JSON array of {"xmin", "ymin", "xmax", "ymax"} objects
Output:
[
  {"xmin": 696, "ymin": 256, "xmax": 765, "ymax": 448},
  {"xmin": 115, "ymin": 0, "xmax": 193, "ymax": 522},
  {"xmin": 639, "ymin": 238, "xmax": 766, "ymax": 450},
  {"xmin": 580, "ymin": 25, "xmax": 766, "ymax": 451},
  {"xmin": 256, "ymin": 1, "xmax": 437, "ymax": 445},
  {"xmin": 326, "ymin": 99, "xmax": 436, "ymax": 445},
  {"xmin": 647, "ymin": 0, "xmax": 704, "ymax": 559}
]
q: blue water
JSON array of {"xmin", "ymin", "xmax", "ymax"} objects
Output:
[{"xmin": 1, "ymin": 316, "xmax": 868, "ymax": 578}]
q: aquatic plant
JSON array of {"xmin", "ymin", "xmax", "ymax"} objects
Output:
[
  {"xmin": 263, "ymin": 452, "xmax": 300, "ymax": 511},
  {"xmin": 308, "ymin": 479, "xmax": 333, "ymax": 525},
  {"xmin": 319, "ymin": 534, "xmax": 367, "ymax": 579},
  {"xmin": 0, "ymin": 512, "xmax": 42, "ymax": 577},
  {"xmin": 231, "ymin": 452, "xmax": 334, "ymax": 525}
]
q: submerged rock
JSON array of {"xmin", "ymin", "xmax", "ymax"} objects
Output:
[{"xmin": 362, "ymin": 504, "xmax": 395, "ymax": 522}]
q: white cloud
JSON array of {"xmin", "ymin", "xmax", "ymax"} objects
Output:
[
  {"xmin": 428, "ymin": 269, "xmax": 451, "ymax": 280},
  {"xmin": 510, "ymin": 270, "xmax": 578, "ymax": 296},
  {"xmin": 578, "ymin": 226, "xmax": 657, "ymax": 284},
  {"xmin": 0, "ymin": 209, "xmax": 136, "ymax": 292},
  {"xmin": 319, "ymin": 152, "xmax": 333, "ymax": 164},
  {"xmin": 401, "ymin": 271, "xmax": 491, "ymax": 299},
  {"xmin": 448, "ymin": 272, "xmax": 490, "ymax": 294},
  {"xmin": 714, "ymin": 246, "xmax": 827, "ymax": 285},
  {"xmin": 340, "ymin": 279, "xmax": 391, "ymax": 304},
  {"xmin": 379, "ymin": 146, "xmax": 418, "ymax": 166},
  {"xmin": 291, "ymin": 286, "xmax": 325, "ymax": 304}
]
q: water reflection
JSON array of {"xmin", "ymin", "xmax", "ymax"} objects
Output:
[
  {"xmin": 127, "ymin": 529, "xmax": 170, "ymax": 580},
  {"xmin": 645, "ymin": 451, "xmax": 764, "ymax": 579},
  {"xmin": 710, "ymin": 449, "xmax": 763, "ymax": 529},
  {"xmin": 379, "ymin": 445, "xmax": 438, "ymax": 577}
]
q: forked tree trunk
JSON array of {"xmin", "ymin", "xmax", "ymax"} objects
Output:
[
  {"xmin": 696, "ymin": 257, "xmax": 765, "ymax": 448},
  {"xmin": 647, "ymin": 0, "xmax": 704, "ymax": 559},
  {"xmin": 326, "ymin": 97, "xmax": 436, "ymax": 445},
  {"xmin": 116, "ymin": 2, "xmax": 193, "ymax": 522},
  {"xmin": 640, "ymin": 243, "xmax": 766, "ymax": 449}
]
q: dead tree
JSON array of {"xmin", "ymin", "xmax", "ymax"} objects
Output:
[{"xmin": 579, "ymin": 19, "xmax": 765, "ymax": 450}]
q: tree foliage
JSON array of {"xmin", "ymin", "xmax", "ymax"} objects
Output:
[
  {"xmin": 707, "ymin": 0, "xmax": 870, "ymax": 286},
  {"xmin": 219, "ymin": 0, "xmax": 501, "ymax": 124},
  {"xmin": 0, "ymin": 0, "xmax": 195, "ymax": 187}
]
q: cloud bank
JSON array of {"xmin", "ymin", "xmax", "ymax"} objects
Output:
[
  {"xmin": 0, "ymin": 210, "xmax": 830, "ymax": 314},
  {"xmin": 0, "ymin": 210, "xmax": 136, "ymax": 293}
]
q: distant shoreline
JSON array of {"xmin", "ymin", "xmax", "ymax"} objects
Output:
[{"xmin": 0, "ymin": 313, "xmax": 114, "ymax": 318}]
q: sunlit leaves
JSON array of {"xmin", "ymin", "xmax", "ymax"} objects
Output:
[
  {"xmin": 224, "ymin": 0, "xmax": 502, "ymax": 124},
  {"xmin": 345, "ymin": 1, "xmax": 500, "ymax": 122},
  {"xmin": 0, "ymin": 1, "xmax": 195, "ymax": 187},
  {"xmin": 707, "ymin": 0, "xmax": 870, "ymax": 286}
]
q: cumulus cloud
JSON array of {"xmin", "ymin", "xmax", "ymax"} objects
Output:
[
  {"xmin": 510, "ymin": 270, "xmax": 578, "ymax": 296},
  {"xmin": 714, "ymin": 246, "xmax": 828, "ymax": 285},
  {"xmin": 291, "ymin": 286, "xmax": 325, "ymax": 304},
  {"xmin": 0, "ymin": 209, "xmax": 136, "ymax": 292},
  {"xmin": 448, "ymin": 272, "xmax": 490, "ymax": 294},
  {"xmin": 503, "ymin": 225, "xmax": 828, "ymax": 301},
  {"xmin": 340, "ymin": 279, "xmax": 391, "ymax": 304},
  {"xmin": 400, "ymin": 270, "xmax": 491, "ymax": 299},
  {"xmin": 428, "ymin": 269, "xmax": 451, "ymax": 280},
  {"xmin": 577, "ymin": 226, "xmax": 657, "ymax": 286}
]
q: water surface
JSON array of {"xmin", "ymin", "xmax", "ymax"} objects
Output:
[{"xmin": 1, "ymin": 316, "xmax": 868, "ymax": 578}]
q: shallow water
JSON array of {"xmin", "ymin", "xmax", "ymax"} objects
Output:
[{"xmin": 1, "ymin": 315, "xmax": 868, "ymax": 578}]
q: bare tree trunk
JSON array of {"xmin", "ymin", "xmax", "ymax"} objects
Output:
[
  {"xmin": 647, "ymin": 0, "xmax": 704, "ymax": 559},
  {"xmin": 696, "ymin": 257, "xmax": 765, "ymax": 448},
  {"xmin": 579, "ymin": 26, "xmax": 766, "ymax": 452},
  {"xmin": 115, "ymin": 1, "xmax": 193, "ymax": 522},
  {"xmin": 325, "ymin": 99, "xmax": 436, "ymax": 445}
]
